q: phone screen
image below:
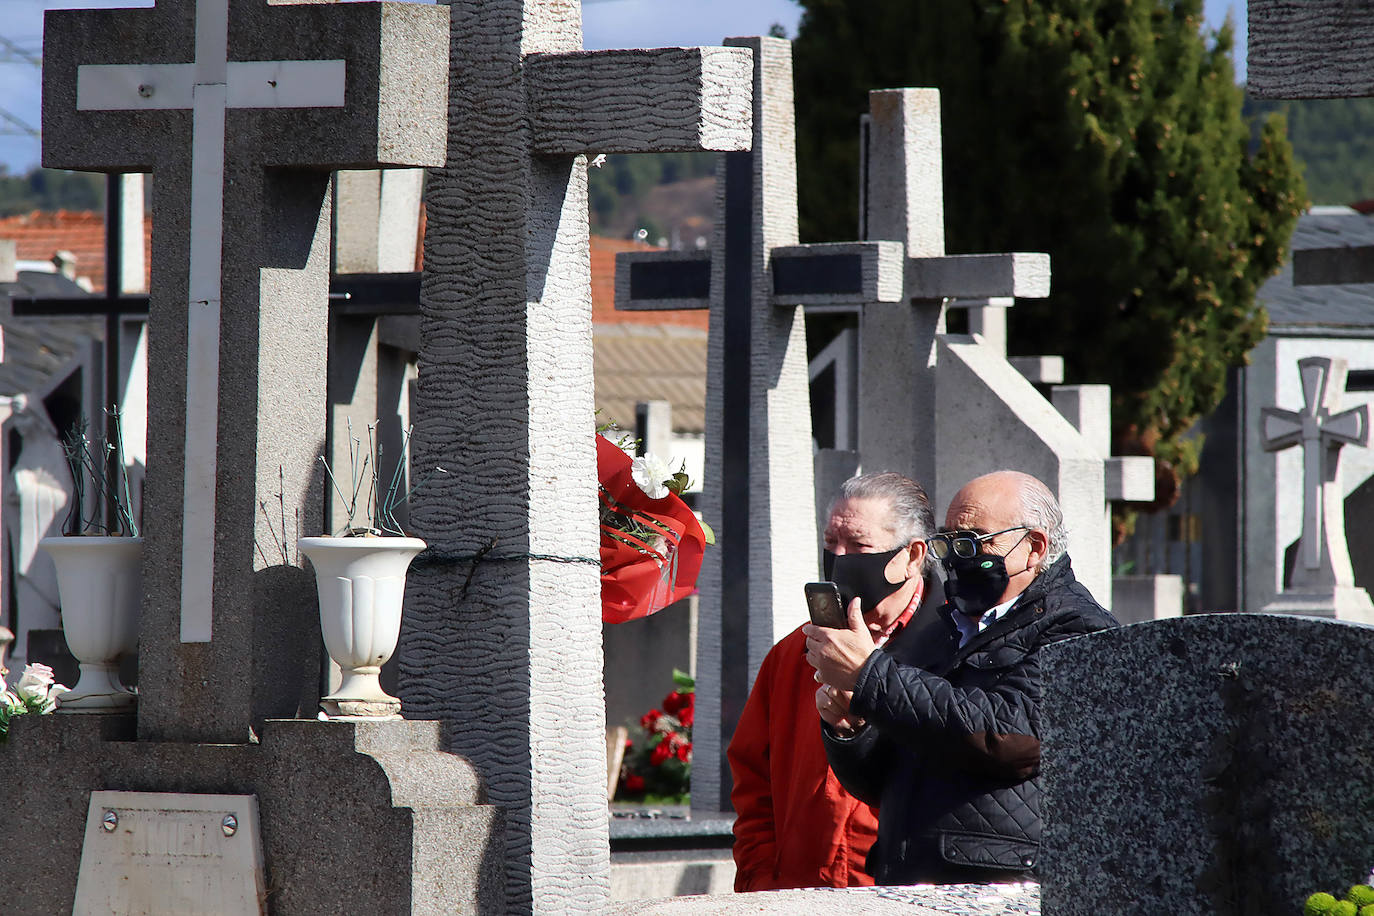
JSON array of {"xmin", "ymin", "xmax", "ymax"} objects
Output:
[{"xmin": 804, "ymin": 582, "xmax": 847, "ymax": 628}]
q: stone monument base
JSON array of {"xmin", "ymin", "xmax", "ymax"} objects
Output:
[
  {"xmin": 0, "ymin": 715, "xmax": 504, "ymax": 914},
  {"xmin": 1262, "ymin": 584, "xmax": 1374, "ymax": 623}
]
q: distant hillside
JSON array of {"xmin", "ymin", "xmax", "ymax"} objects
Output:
[
  {"xmin": 1245, "ymin": 94, "xmax": 1374, "ymax": 206},
  {"xmin": 588, "ymin": 152, "xmax": 715, "ymax": 246},
  {"xmin": 0, "ymin": 168, "xmax": 104, "ymax": 217}
]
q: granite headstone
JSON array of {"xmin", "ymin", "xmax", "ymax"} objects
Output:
[{"xmin": 1042, "ymin": 614, "xmax": 1374, "ymax": 914}]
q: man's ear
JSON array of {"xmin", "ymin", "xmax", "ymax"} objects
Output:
[
  {"xmin": 906, "ymin": 539, "xmax": 927, "ymax": 577},
  {"xmin": 1025, "ymin": 529, "xmax": 1049, "ymax": 569}
]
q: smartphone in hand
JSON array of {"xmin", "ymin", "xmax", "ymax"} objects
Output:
[{"xmin": 804, "ymin": 581, "xmax": 847, "ymax": 628}]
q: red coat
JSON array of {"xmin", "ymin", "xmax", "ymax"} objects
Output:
[{"xmin": 727, "ymin": 625, "xmax": 878, "ymax": 891}]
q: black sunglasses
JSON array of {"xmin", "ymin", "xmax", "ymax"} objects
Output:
[{"xmin": 927, "ymin": 525, "xmax": 1032, "ymax": 560}]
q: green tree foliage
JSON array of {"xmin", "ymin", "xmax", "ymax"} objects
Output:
[
  {"xmin": 1244, "ymin": 95, "xmax": 1374, "ymax": 206},
  {"xmin": 587, "ymin": 152, "xmax": 713, "ymax": 235},
  {"xmin": 0, "ymin": 167, "xmax": 104, "ymax": 217},
  {"xmin": 793, "ymin": 0, "xmax": 1305, "ymax": 483}
]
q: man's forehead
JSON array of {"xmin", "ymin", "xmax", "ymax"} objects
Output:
[
  {"xmin": 826, "ymin": 497, "xmax": 893, "ymax": 532},
  {"xmin": 946, "ymin": 484, "xmax": 1018, "ymax": 531}
]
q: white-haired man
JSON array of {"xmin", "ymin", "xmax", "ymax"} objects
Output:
[
  {"xmin": 728, "ymin": 471, "xmax": 935, "ymax": 891},
  {"xmin": 804, "ymin": 469, "xmax": 1117, "ymax": 884}
]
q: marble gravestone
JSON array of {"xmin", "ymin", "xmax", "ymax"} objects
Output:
[
  {"xmin": 1040, "ymin": 615, "xmax": 1374, "ymax": 915},
  {"xmin": 399, "ymin": 0, "xmax": 752, "ymax": 911},
  {"xmin": 1260, "ymin": 356, "xmax": 1374, "ymax": 621},
  {"xmin": 2, "ymin": 3, "xmax": 506, "ymax": 913},
  {"xmin": 614, "ymin": 35, "xmax": 819, "ymax": 816}
]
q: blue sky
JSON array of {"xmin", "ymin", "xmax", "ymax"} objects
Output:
[{"xmin": 1, "ymin": 0, "xmax": 1244, "ymax": 176}]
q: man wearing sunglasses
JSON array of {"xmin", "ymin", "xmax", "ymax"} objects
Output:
[{"xmin": 804, "ymin": 469, "xmax": 1116, "ymax": 885}]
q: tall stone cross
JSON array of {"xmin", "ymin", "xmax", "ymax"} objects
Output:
[
  {"xmin": 1260, "ymin": 356, "xmax": 1374, "ymax": 620},
  {"xmin": 614, "ymin": 36, "xmax": 823, "ymax": 816},
  {"xmin": 42, "ymin": 0, "xmax": 450, "ymax": 742},
  {"xmin": 399, "ymin": 2, "xmax": 752, "ymax": 911},
  {"xmin": 856, "ymin": 89, "xmax": 1161, "ymax": 603}
]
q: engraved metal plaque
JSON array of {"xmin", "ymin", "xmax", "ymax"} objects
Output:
[{"xmin": 73, "ymin": 791, "xmax": 266, "ymax": 916}]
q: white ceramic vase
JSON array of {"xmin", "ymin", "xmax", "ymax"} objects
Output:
[
  {"xmin": 37, "ymin": 535, "xmax": 142, "ymax": 711},
  {"xmin": 298, "ymin": 535, "xmax": 425, "ymax": 719}
]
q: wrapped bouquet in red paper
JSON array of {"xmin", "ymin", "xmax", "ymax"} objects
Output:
[{"xmin": 597, "ymin": 435, "xmax": 713, "ymax": 623}]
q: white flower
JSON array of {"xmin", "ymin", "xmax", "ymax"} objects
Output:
[
  {"xmin": 41, "ymin": 683, "xmax": 71, "ymax": 714},
  {"xmin": 631, "ymin": 454, "xmax": 675, "ymax": 500},
  {"xmin": 14, "ymin": 663, "xmax": 56, "ymax": 703}
]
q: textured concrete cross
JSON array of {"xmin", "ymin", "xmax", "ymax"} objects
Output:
[
  {"xmin": 399, "ymin": 3, "xmax": 752, "ymax": 910},
  {"xmin": 42, "ymin": 0, "xmax": 449, "ymax": 742},
  {"xmin": 1261, "ymin": 356, "xmax": 1369, "ymax": 586}
]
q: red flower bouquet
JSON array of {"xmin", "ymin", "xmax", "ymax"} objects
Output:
[
  {"xmin": 615, "ymin": 670, "xmax": 694, "ymax": 803},
  {"xmin": 597, "ymin": 435, "xmax": 711, "ymax": 624}
]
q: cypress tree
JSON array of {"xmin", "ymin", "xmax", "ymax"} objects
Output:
[{"xmin": 793, "ymin": 0, "xmax": 1305, "ymax": 492}]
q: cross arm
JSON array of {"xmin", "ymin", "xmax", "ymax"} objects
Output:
[
  {"xmin": 1260, "ymin": 406, "xmax": 1304, "ymax": 452},
  {"xmin": 1105, "ymin": 456, "xmax": 1156, "ymax": 502},
  {"xmin": 1248, "ymin": 0, "xmax": 1374, "ymax": 98},
  {"xmin": 526, "ymin": 47, "xmax": 753, "ymax": 155},
  {"xmin": 906, "ymin": 253, "xmax": 1051, "ymax": 300},
  {"xmin": 1292, "ymin": 246, "xmax": 1374, "ymax": 286},
  {"xmin": 769, "ymin": 242, "xmax": 904, "ymax": 306},
  {"xmin": 1324, "ymin": 405, "xmax": 1369, "ymax": 448},
  {"xmin": 615, "ymin": 251, "xmax": 711, "ymax": 311}
]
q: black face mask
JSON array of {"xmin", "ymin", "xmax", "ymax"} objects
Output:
[
  {"xmin": 942, "ymin": 553, "xmax": 1009, "ymax": 617},
  {"xmin": 823, "ymin": 547, "xmax": 910, "ymax": 617}
]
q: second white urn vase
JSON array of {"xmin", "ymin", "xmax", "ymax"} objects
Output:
[
  {"xmin": 38, "ymin": 535, "xmax": 142, "ymax": 710},
  {"xmin": 298, "ymin": 536, "xmax": 425, "ymax": 719}
]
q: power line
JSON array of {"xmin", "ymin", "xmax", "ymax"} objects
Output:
[
  {"xmin": 0, "ymin": 36, "xmax": 40, "ymax": 68},
  {"xmin": 0, "ymin": 107, "xmax": 38, "ymax": 138}
]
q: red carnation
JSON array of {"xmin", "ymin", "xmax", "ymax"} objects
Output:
[
  {"xmin": 650, "ymin": 739, "xmax": 673, "ymax": 766},
  {"xmin": 662, "ymin": 691, "xmax": 686, "ymax": 716},
  {"xmin": 678, "ymin": 704, "xmax": 694, "ymax": 728},
  {"xmin": 640, "ymin": 709, "xmax": 661, "ymax": 731},
  {"xmin": 675, "ymin": 741, "xmax": 691, "ymax": 762},
  {"xmin": 622, "ymin": 772, "xmax": 645, "ymax": 793}
]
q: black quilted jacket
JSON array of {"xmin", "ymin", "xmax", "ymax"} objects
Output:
[{"xmin": 822, "ymin": 556, "xmax": 1117, "ymax": 884}]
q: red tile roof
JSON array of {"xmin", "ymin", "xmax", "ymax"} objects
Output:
[{"xmin": 0, "ymin": 209, "xmax": 153, "ymax": 293}]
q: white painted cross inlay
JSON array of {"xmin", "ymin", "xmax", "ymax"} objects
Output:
[{"xmin": 74, "ymin": 0, "xmax": 347, "ymax": 642}]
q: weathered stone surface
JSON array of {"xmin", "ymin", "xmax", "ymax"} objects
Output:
[
  {"xmin": 608, "ymin": 883, "xmax": 1040, "ymax": 914},
  {"xmin": 1041, "ymin": 614, "xmax": 1374, "ymax": 915},
  {"xmin": 1249, "ymin": 0, "xmax": 1374, "ymax": 99},
  {"xmin": 0, "ymin": 716, "xmax": 504, "ymax": 914},
  {"xmin": 400, "ymin": 2, "xmax": 753, "ymax": 909}
]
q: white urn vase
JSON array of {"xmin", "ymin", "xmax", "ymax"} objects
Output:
[
  {"xmin": 38, "ymin": 535, "xmax": 141, "ymax": 711},
  {"xmin": 298, "ymin": 536, "xmax": 425, "ymax": 719}
]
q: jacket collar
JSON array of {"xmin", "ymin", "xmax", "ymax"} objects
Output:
[{"xmin": 938, "ymin": 555, "xmax": 1074, "ymax": 660}]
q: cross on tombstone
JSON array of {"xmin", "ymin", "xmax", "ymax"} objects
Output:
[
  {"xmin": 613, "ymin": 36, "xmax": 819, "ymax": 816},
  {"xmin": 399, "ymin": 3, "xmax": 752, "ymax": 909},
  {"xmin": 1259, "ymin": 356, "xmax": 1374, "ymax": 620},
  {"xmin": 42, "ymin": 0, "xmax": 450, "ymax": 742}
]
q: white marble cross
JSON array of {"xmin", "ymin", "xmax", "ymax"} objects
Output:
[
  {"xmin": 1261, "ymin": 356, "xmax": 1368, "ymax": 582},
  {"xmin": 75, "ymin": 0, "xmax": 346, "ymax": 643}
]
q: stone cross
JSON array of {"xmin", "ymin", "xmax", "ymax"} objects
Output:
[
  {"xmin": 398, "ymin": 2, "xmax": 752, "ymax": 910},
  {"xmin": 42, "ymin": 0, "xmax": 450, "ymax": 742},
  {"xmin": 614, "ymin": 36, "xmax": 820, "ymax": 815},
  {"xmin": 856, "ymin": 89, "xmax": 1153, "ymax": 605},
  {"xmin": 1259, "ymin": 356, "xmax": 1374, "ymax": 620}
]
